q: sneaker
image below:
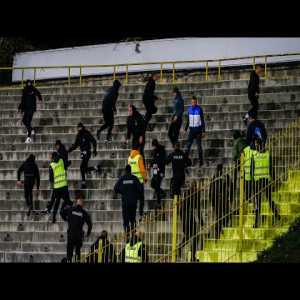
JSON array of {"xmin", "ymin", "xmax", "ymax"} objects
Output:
[
  {"xmin": 41, "ymin": 208, "xmax": 50, "ymax": 215},
  {"xmin": 25, "ymin": 137, "xmax": 32, "ymax": 144},
  {"xmin": 27, "ymin": 207, "xmax": 32, "ymax": 217},
  {"xmin": 81, "ymin": 182, "xmax": 87, "ymax": 189},
  {"xmin": 31, "ymin": 129, "xmax": 35, "ymax": 136}
]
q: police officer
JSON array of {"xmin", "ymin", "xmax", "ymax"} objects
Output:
[
  {"xmin": 252, "ymin": 138, "xmax": 280, "ymax": 228},
  {"xmin": 17, "ymin": 154, "xmax": 40, "ymax": 216},
  {"xmin": 68, "ymin": 122, "xmax": 98, "ymax": 189},
  {"xmin": 128, "ymin": 143, "xmax": 148, "ymax": 219},
  {"xmin": 61, "ymin": 191, "xmax": 92, "ymax": 263},
  {"xmin": 114, "ymin": 165, "xmax": 143, "ymax": 235},
  {"xmin": 166, "ymin": 142, "xmax": 191, "ymax": 197},
  {"xmin": 121, "ymin": 232, "xmax": 148, "ymax": 263},
  {"xmin": 45, "ymin": 152, "xmax": 72, "ymax": 223}
]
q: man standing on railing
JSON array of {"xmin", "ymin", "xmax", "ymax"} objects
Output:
[
  {"xmin": 168, "ymin": 87, "xmax": 184, "ymax": 147},
  {"xmin": 142, "ymin": 73, "xmax": 160, "ymax": 130},
  {"xmin": 185, "ymin": 96, "xmax": 205, "ymax": 167},
  {"xmin": 61, "ymin": 191, "xmax": 92, "ymax": 263},
  {"xmin": 97, "ymin": 80, "xmax": 121, "ymax": 142},
  {"xmin": 244, "ymin": 65, "xmax": 264, "ymax": 124},
  {"xmin": 18, "ymin": 79, "xmax": 42, "ymax": 144},
  {"xmin": 114, "ymin": 165, "xmax": 143, "ymax": 235},
  {"xmin": 252, "ymin": 137, "xmax": 280, "ymax": 228},
  {"xmin": 68, "ymin": 123, "xmax": 98, "ymax": 189},
  {"xmin": 166, "ymin": 142, "xmax": 192, "ymax": 197},
  {"xmin": 246, "ymin": 111, "xmax": 267, "ymax": 147}
]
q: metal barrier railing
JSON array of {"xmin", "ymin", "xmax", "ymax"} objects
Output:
[
  {"xmin": 1, "ymin": 52, "xmax": 300, "ymax": 88},
  {"xmin": 72, "ymin": 117, "xmax": 300, "ymax": 263}
]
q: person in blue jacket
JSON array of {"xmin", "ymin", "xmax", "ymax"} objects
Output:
[{"xmin": 185, "ymin": 96, "xmax": 205, "ymax": 166}]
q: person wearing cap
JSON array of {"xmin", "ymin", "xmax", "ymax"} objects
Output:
[
  {"xmin": 45, "ymin": 151, "xmax": 72, "ymax": 223},
  {"xmin": 18, "ymin": 79, "xmax": 43, "ymax": 144},
  {"xmin": 54, "ymin": 140, "xmax": 70, "ymax": 170},
  {"xmin": 97, "ymin": 80, "xmax": 121, "ymax": 142},
  {"xmin": 168, "ymin": 87, "xmax": 184, "ymax": 147},
  {"xmin": 246, "ymin": 111, "xmax": 267, "ymax": 147},
  {"xmin": 68, "ymin": 122, "xmax": 98, "ymax": 189},
  {"xmin": 61, "ymin": 191, "xmax": 92, "ymax": 263},
  {"xmin": 17, "ymin": 154, "xmax": 40, "ymax": 216}
]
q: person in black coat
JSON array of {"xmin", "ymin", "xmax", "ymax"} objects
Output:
[
  {"xmin": 17, "ymin": 154, "xmax": 40, "ymax": 216},
  {"xmin": 150, "ymin": 139, "xmax": 167, "ymax": 208},
  {"xmin": 114, "ymin": 165, "xmax": 143, "ymax": 235},
  {"xmin": 18, "ymin": 80, "xmax": 42, "ymax": 144},
  {"xmin": 61, "ymin": 191, "xmax": 92, "ymax": 263},
  {"xmin": 246, "ymin": 110, "xmax": 267, "ymax": 146},
  {"xmin": 166, "ymin": 142, "xmax": 192, "ymax": 197},
  {"xmin": 142, "ymin": 73, "xmax": 160, "ymax": 129},
  {"xmin": 55, "ymin": 140, "xmax": 70, "ymax": 170},
  {"xmin": 97, "ymin": 80, "xmax": 121, "ymax": 142},
  {"xmin": 87, "ymin": 230, "xmax": 117, "ymax": 263},
  {"xmin": 68, "ymin": 122, "xmax": 98, "ymax": 188},
  {"xmin": 126, "ymin": 104, "xmax": 147, "ymax": 158}
]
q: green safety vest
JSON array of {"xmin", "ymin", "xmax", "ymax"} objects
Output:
[
  {"xmin": 50, "ymin": 158, "xmax": 68, "ymax": 189},
  {"xmin": 125, "ymin": 241, "xmax": 142, "ymax": 263},
  {"xmin": 128, "ymin": 154, "xmax": 144, "ymax": 183},
  {"xmin": 254, "ymin": 151, "xmax": 271, "ymax": 181},
  {"xmin": 243, "ymin": 146, "xmax": 254, "ymax": 181}
]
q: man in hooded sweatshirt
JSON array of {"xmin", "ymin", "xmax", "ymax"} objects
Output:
[
  {"xmin": 126, "ymin": 104, "xmax": 147, "ymax": 158},
  {"xmin": 128, "ymin": 143, "xmax": 148, "ymax": 220},
  {"xmin": 97, "ymin": 80, "xmax": 121, "ymax": 142},
  {"xmin": 17, "ymin": 154, "xmax": 40, "ymax": 216},
  {"xmin": 55, "ymin": 140, "xmax": 70, "ymax": 170},
  {"xmin": 68, "ymin": 122, "xmax": 98, "ymax": 189},
  {"xmin": 18, "ymin": 80, "xmax": 42, "ymax": 144}
]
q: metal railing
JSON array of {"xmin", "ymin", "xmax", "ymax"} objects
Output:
[{"xmin": 1, "ymin": 52, "xmax": 300, "ymax": 88}]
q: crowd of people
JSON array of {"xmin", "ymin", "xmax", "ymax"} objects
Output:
[{"xmin": 15, "ymin": 65, "xmax": 281, "ymax": 262}]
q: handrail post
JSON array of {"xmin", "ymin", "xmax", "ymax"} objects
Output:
[
  {"xmin": 253, "ymin": 57, "xmax": 256, "ymax": 70},
  {"xmin": 239, "ymin": 153, "xmax": 245, "ymax": 262},
  {"xmin": 172, "ymin": 63, "xmax": 176, "ymax": 84},
  {"xmin": 264, "ymin": 56, "xmax": 268, "ymax": 79},
  {"xmin": 205, "ymin": 61, "xmax": 208, "ymax": 81},
  {"xmin": 125, "ymin": 65, "xmax": 128, "ymax": 85},
  {"xmin": 218, "ymin": 60, "xmax": 221, "ymax": 81},
  {"xmin": 160, "ymin": 64, "xmax": 163, "ymax": 83},
  {"xmin": 33, "ymin": 68, "xmax": 36, "ymax": 85},
  {"xmin": 21, "ymin": 69, "xmax": 24, "ymax": 87},
  {"xmin": 171, "ymin": 195, "xmax": 178, "ymax": 262},
  {"xmin": 68, "ymin": 67, "xmax": 71, "ymax": 86},
  {"xmin": 113, "ymin": 66, "xmax": 116, "ymax": 81},
  {"xmin": 79, "ymin": 66, "xmax": 82, "ymax": 87},
  {"xmin": 98, "ymin": 239, "xmax": 103, "ymax": 263}
]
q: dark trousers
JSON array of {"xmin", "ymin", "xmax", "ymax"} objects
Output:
[
  {"xmin": 47, "ymin": 186, "xmax": 72, "ymax": 220},
  {"xmin": 143, "ymin": 101, "xmax": 157, "ymax": 126},
  {"xmin": 24, "ymin": 179, "xmax": 35, "ymax": 209},
  {"xmin": 168, "ymin": 117, "xmax": 182, "ymax": 146},
  {"xmin": 140, "ymin": 184, "xmax": 145, "ymax": 216},
  {"xmin": 132, "ymin": 135, "xmax": 145, "ymax": 159},
  {"xmin": 99, "ymin": 108, "xmax": 114, "ymax": 139},
  {"xmin": 151, "ymin": 173, "xmax": 164, "ymax": 205},
  {"xmin": 67, "ymin": 236, "xmax": 82, "ymax": 262},
  {"xmin": 248, "ymin": 93, "xmax": 259, "ymax": 117},
  {"xmin": 186, "ymin": 129, "xmax": 203, "ymax": 163},
  {"xmin": 122, "ymin": 204, "xmax": 137, "ymax": 234},
  {"xmin": 171, "ymin": 175, "xmax": 185, "ymax": 197},
  {"xmin": 254, "ymin": 178, "xmax": 279, "ymax": 226},
  {"xmin": 80, "ymin": 151, "xmax": 95, "ymax": 182},
  {"xmin": 22, "ymin": 110, "xmax": 34, "ymax": 137}
]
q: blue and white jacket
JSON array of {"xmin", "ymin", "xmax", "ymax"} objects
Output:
[{"xmin": 185, "ymin": 105, "xmax": 205, "ymax": 132}]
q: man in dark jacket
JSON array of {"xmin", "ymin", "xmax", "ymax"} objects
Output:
[
  {"xmin": 150, "ymin": 139, "xmax": 167, "ymax": 208},
  {"xmin": 114, "ymin": 165, "xmax": 143, "ymax": 235},
  {"xmin": 68, "ymin": 122, "xmax": 98, "ymax": 189},
  {"xmin": 168, "ymin": 87, "xmax": 184, "ymax": 147},
  {"xmin": 142, "ymin": 73, "xmax": 160, "ymax": 129},
  {"xmin": 18, "ymin": 80, "xmax": 42, "ymax": 144},
  {"xmin": 17, "ymin": 154, "xmax": 40, "ymax": 216},
  {"xmin": 97, "ymin": 80, "xmax": 121, "ymax": 142},
  {"xmin": 244, "ymin": 65, "xmax": 264, "ymax": 123},
  {"xmin": 126, "ymin": 104, "xmax": 147, "ymax": 157},
  {"xmin": 87, "ymin": 230, "xmax": 117, "ymax": 263},
  {"xmin": 166, "ymin": 142, "xmax": 192, "ymax": 197},
  {"xmin": 246, "ymin": 110, "xmax": 267, "ymax": 146},
  {"xmin": 45, "ymin": 152, "xmax": 72, "ymax": 223},
  {"xmin": 55, "ymin": 140, "xmax": 70, "ymax": 170},
  {"xmin": 61, "ymin": 191, "xmax": 92, "ymax": 263}
]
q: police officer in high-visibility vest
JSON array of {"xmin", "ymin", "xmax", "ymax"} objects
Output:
[
  {"xmin": 121, "ymin": 232, "xmax": 148, "ymax": 263},
  {"xmin": 45, "ymin": 152, "xmax": 72, "ymax": 223},
  {"xmin": 128, "ymin": 143, "xmax": 148, "ymax": 220},
  {"xmin": 252, "ymin": 137, "xmax": 280, "ymax": 228}
]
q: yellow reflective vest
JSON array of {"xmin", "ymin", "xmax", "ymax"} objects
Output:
[
  {"xmin": 254, "ymin": 151, "xmax": 271, "ymax": 181},
  {"xmin": 50, "ymin": 158, "xmax": 68, "ymax": 189},
  {"xmin": 125, "ymin": 241, "xmax": 142, "ymax": 263},
  {"xmin": 128, "ymin": 154, "xmax": 144, "ymax": 183},
  {"xmin": 243, "ymin": 146, "xmax": 255, "ymax": 181}
]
